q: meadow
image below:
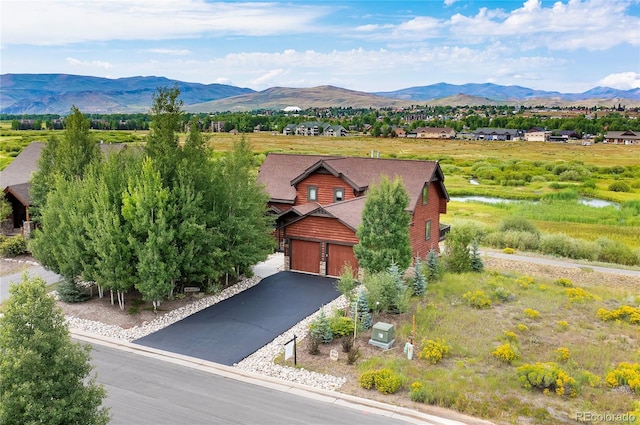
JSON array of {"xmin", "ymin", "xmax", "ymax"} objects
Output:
[{"xmin": 2, "ymin": 127, "xmax": 639, "ymax": 256}]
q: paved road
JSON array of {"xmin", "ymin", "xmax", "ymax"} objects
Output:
[
  {"xmin": 87, "ymin": 342, "xmax": 442, "ymax": 425},
  {"xmin": 134, "ymin": 271, "xmax": 341, "ymax": 365},
  {"xmin": 482, "ymin": 250, "xmax": 640, "ymax": 278},
  {"xmin": 0, "ymin": 265, "xmax": 62, "ymax": 303}
]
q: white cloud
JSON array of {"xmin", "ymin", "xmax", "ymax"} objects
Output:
[
  {"xmin": 141, "ymin": 48, "xmax": 192, "ymax": 56},
  {"xmin": 250, "ymin": 69, "xmax": 287, "ymax": 86},
  {"xmin": 443, "ymin": 0, "xmax": 459, "ymax": 6},
  {"xmin": 1, "ymin": 0, "xmax": 333, "ymax": 46},
  {"xmin": 599, "ymin": 72, "xmax": 640, "ymax": 89},
  {"xmin": 66, "ymin": 57, "xmax": 113, "ymax": 69}
]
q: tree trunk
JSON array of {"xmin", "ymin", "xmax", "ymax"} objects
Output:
[
  {"xmin": 97, "ymin": 285, "xmax": 104, "ymax": 299},
  {"xmin": 110, "ymin": 289, "xmax": 114, "ymax": 305},
  {"xmin": 117, "ymin": 291, "xmax": 125, "ymax": 311}
]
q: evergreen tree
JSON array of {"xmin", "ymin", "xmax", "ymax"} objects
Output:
[
  {"xmin": 0, "ymin": 274, "xmax": 109, "ymax": 425},
  {"xmin": 412, "ymin": 256, "xmax": 427, "ymax": 296},
  {"xmin": 470, "ymin": 239, "xmax": 484, "ymax": 273},
  {"xmin": 353, "ymin": 175, "xmax": 412, "ymax": 273},
  {"xmin": 444, "ymin": 226, "xmax": 474, "ymax": 273},
  {"xmin": 354, "ymin": 290, "xmax": 372, "ymax": 330},
  {"xmin": 310, "ymin": 308, "xmax": 333, "ymax": 343},
  {"xmin": 426, "ymin": 248, "xmax": 441, "ymax": 281}
]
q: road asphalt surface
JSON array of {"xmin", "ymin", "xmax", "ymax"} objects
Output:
[
  {"xmin": 0, "ymin": 265, "xmax": 62, "ymax": 303},
  {"xmin": 88, "ymin": 342, "xmax": 430, "ymax": 425},
  {"xmin": 134, "ymin": 271, "xmax": 341, "ymax": 365}
]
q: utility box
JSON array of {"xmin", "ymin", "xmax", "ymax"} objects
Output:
[{"xmin": 369, "ymin": 322, "xmax": 395, "ymax": 349}]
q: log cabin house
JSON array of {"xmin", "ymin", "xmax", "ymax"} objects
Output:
[{"xmin": 257, "ymin": 153, "xmax": 450, "ymax": 277}]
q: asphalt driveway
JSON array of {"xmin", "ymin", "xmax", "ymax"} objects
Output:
[{"xmin": 133, "ymin": 271, "xmax": 340, "ymax": 366}]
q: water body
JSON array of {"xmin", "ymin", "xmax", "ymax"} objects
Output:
[{"xmin": 451, "ymin": 196, "xmax": 619, "ymax": 209}]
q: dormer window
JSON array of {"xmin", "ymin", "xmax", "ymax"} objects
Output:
[
  {"xmin": 334, "ymin": 188, "xmax": 344, "ymax": 202},
  {"xmin": 308, "ymin": 185, "xmax": 318, "ymax": 201}
]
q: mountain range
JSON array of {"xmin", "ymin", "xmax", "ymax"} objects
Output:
[{"xmin": 1, "ymin": 73, "xmax": 639, "ymax": 115}]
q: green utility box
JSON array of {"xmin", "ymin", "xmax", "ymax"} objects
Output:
[{"xmin": 369, "ymin": 322, "xmax": 395, "ymax": 349}]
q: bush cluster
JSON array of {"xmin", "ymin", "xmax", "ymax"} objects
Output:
[
  {"xmin": 492, "ymin": 343, "xmax": 520, "ymax": 364},
  {"xmin": 462, "ymin": 290, "xmax": 492, "ymax": 309},
  {"xmin": 608, "ymin": 181, "xmax": 631, "ymax": 192},
  {"xmin": 358, "ymin": 368, "xmax": 403, "ymax": 394},
  {"xmin": 565, "ymin": 287, "xmax": 598, "ymax": 305},
  {"xmin": 516, "ymin": 362, "xmax": 577, "ymax": 397},
  {"xmin": 554, "ymin": 347, "xmax": 571, "ymax": 363},
  {"xmin": 0, "ymin": 235, "xmax": 28, "ymax": 257},
  {"xmin": 554, "ymin": 278, "xmax": 573, "ymax": 287},
  {"xmin": 597, "ymin": 305, "xmax": 640, "ymax": 324},
  {"xmin": 523, "ymin": 308, "xmax": 540, "ymax": 319},
  {"xmin": 605, "ymin": 363, "xmax": 640, "ymax": 395},
  {"xmin": 418, "ymin": 338, "xmax": 451, "ymax": 364},
  {"xmin": 56, "ymin": 279, "xmax": 90, "ymax": 303},
  {"xmin": 409, "ymin": 381, "xmax": 427, "ymax": 402}
]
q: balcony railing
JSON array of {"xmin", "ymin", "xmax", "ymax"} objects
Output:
[{"xmin": 439, "ymin": 223, "xmax": 451, "ymax": 241}]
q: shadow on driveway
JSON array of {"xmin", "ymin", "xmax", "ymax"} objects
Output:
[{"xmin": 133, "ymin": 271, "xmax": 340, "ymax": 366}]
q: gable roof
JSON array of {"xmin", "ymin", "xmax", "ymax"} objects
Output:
[
  {"xmin": 1, "ymin": 141, "xmax": 128, "ymax": 207},
  {"xmin": 284, "ymin": 197, "xmax": 367, "ymax": 232},
  {"xmin": 257, "ymin": 153, "xmax": 449, "ymax": 210}
]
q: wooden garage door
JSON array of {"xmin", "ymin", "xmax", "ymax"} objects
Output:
[
  {"xmin": 327, "ymin": 244, "xmax": 358, "ymax": 277},
  {"xmin": 290, "ymin": 239, "xmax": 321, "ymax": 274}
]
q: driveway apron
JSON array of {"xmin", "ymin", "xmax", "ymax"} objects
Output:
[{"xmin": 133, "ymin": 271, "xmax": 340, "ymax": 366}]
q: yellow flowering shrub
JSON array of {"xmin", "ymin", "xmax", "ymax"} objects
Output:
[
  {"xmin": 462, "ymin": 290, "xmax": 492, "ymax": 309},
  {"xmin": 554, "ymin": 278, "xmax": 573, "ymax": 287},
  {"xmin": 503, "ymin": 247, "xmax": 516, "ymax": 254},
  {"xmin": 409, "ymin": 381, "xmax": 427, "ymax": 402},
  {"xmin": 516, "ymin": 362, "xmax": 577, "ymax": 397},
  {"xmin": 358, "ymin": 368, "xmax": 403, "ymax": 394},
  {"xmin": 493, "ymin": 343, "xmax": 520, "ymax": 364},
  {"xmin": 524, "ymin": 308, "xmax": 540, "ymax": 319},
  {"xmin": 565, "ymin": 287, "xmax": 598, "ymax": 305},
  {"xmin": 606, "ymin": 363, "xmax": 640, "ymax": 395},
  {"xmin": 516, "ymin": 324, "xmax": 529, "ymax": 332},
  {"xmin": 419, "ymin": 338, "xmax": 451, "ymax": 364},
  {"xmin": 579, "ymin": 370, "xmax": 601, "ymax": 388},
  {"xmin": 555, "ymin": 347, "xmax": 571, "ymax": 362},
  {"xmin": 502, "ymin": 330, "xmax": 518, "ymax": 343},
  {"xmin": 597, "ymin": 305, "xmax": 640, "ymax": 325},
  {"xmin": 516, "ymin": 276, "xmax": 534, "ymax": 289},
  {"xmin": 557, "ymin": 320, "xmax": 569, "ymax": 331}
]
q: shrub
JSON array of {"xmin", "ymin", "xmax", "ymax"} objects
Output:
[
  {"xmin": 524, "ymin": 308, "xmax": 540, "ymax": 319},
  {"xmin": 557, "ymin": 320, "xmax": 569, "ymax": 331},
  {"xmin": 516, "ymin": 276, "xmax": 534, "ymax": 289},
  {"xmin": 0, "ymin": 235, "xmax": 28, "ymax": 257},
  {"xmin": 418, "ymin": 338, "xmax": 451, "ymax": 364},
  {"xmin": 469, "ymin": 239, "xmax": 484, "ymax": 273},
  {"xmin": 516, "ymin": 362, "xmax": 577, "ymax": 397},
  {"xmin": 56, "ymin": 278, "xmax": 90, "ymax": 303},
  {"xmin": 364, "ymin": 271, "xmax": 406, "ymax": 314},
  {"xmin": 608, "ymin": 181, "xmax": 631, "ymax": 192},
  {"xmin": 306, "ymin": 334, "xmax": 321, "ymax": 355},
  {"xmin": 516, "ymin": 324, "xmax": 529, "ymax": 332},
  {"xmin": 462, "ymin": 290, "xmax": 492, "ymax": 309},
  {"xmin": 341, "ymin": 337, "xmax": 354, "ymax": 353},
  {"xmin": 596, "ymin": 237, "xmax": 638, "ymax": 266},
  {"xmin": 425, "ymin": 249, "xmax": 442, "ymax": 281},
  {"xmin": 605, "ymin": 363, "xmax": 640, "ymax": 395},
  {"xmin": 358, "ymin": 368, "xmax": 402, "ymax": 394},
  {"xmin": 597, "ymin": 305, "xmax": 640, "ymax": 324},
  {"xmin": 309, "ymin": 308, "xmax": 333, "ymax": 343},
  {"xmin": 335, "ymin": 264, "xmax": 358, "ymax": 303},
  {"xmin": 539, "ymin": 234, "xmax": 599, "ymax": 261},
  {"xmin": 329, "ymin": 316, "xmax": 355, "ymax": 338},
  {"xmin": 412, "ymin": 257, "xmax": 427, "ymax": 296},
  {"xmin": 578, "ymin": 370, "xmax": 601, "ymax": 388},
  {"xmin": 565, "ymin": 287, "xmax": 598, "ymax": 305},
  {"xmin": 484, "ymin": 230, "xmax": 540, "ymax": 252},
  {"xmin": 347, "ymin": 346, "xmax": 360, "ymax": 365},
  {"xmin": 502, "ymin": 331, "xmax": 518, "ymax": 344},
  {"xmin": 503, "ymin": 247, "xmax": 516, "ymax": 254},
  {"xmin": 555, "ymin": 347, "xmax": 571, "ymax": 362},
  {"xmin": 493, "ymin": 343, "xmax": 520, "ymax": 364},
  {"xmin": 409, "ymin": 381, "xmax": 427, "ymax": 402},
  {"xmin": 554, "ymin": 278, "xmax": 573, "ymax": 287},
  {"xmin": 354, "ymin": 290, "xmax": 372, "ymax": 330}
]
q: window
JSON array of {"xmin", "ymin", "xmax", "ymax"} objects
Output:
[
  {"xmin": 334, "ymin": 188, "xmax": 344, "ymax": 202},
  {"xmin": 422, "ymin": 185, "xmax": 429, "ymax": 205},
  {"xmin": 425, "ymin": 220, "xmax": 432, "ymax": 240},
  {"xmin": 308, "ymin": 185, "xmax": 318, "ymax": 201}
]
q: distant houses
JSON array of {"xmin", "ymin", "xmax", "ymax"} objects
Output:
[
  {"xmin": 407, "ymin": 127, "xmax": 456, "ymax": 139},
  {"xmin": 282, "ymin": 121, "xmax": 347, "ymax": 137},
  {"xmin": 472, "ymin": 128, "xmax": 524, "ymax": 141},
  {"xmin": 604, "ymin": 130, "xmax": 640, "ymax": 145}
]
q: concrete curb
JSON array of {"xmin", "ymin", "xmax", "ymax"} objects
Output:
[{"xmin": 72, "ymin": 329, "xmax": 491, "ymax": 425}]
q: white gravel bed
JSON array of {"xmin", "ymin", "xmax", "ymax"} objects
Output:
[{"xmin": 66, "ymin": 275, "xmax": 348, "ymax": 391}]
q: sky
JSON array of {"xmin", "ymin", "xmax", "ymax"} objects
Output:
[{"xmin": 1, "ymin": 0, "xmax": 639, "ymax": 93}]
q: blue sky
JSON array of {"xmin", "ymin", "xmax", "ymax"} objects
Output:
[{"xmin": 1, "ymin": 0, "xmax": 639, "ymax": 93}]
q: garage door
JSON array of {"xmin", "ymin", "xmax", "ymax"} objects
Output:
[
  {"xmin": 327, "ymin": 243, "xmax": 358, "ymax": 277},
  {"xmin": 290, "ymin": 239, "xmax": 321, "ymax": 274}
]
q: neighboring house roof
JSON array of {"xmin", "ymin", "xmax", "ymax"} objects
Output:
[
  {"xmin": 474, "ymin": 128, "xmax": 522, "ymax": 135},
  {"xmin": 0, "ymin": 142, "xmax": 45, "ymax": 190},
  {"xmin": 605, "ymin": 130, "xmax": 640, "ymax": 139},
  {"xmin": 258, "ymin": 153, "xmax": 449, "ymax": 210},
  {"xmin": 1, "ymin": 141, "xmax": 128, "ymax": 207}
]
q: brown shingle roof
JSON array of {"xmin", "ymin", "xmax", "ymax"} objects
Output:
[{"xmin": 258, "ymin": 153, "xmax": 448, "ymax": 210}]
